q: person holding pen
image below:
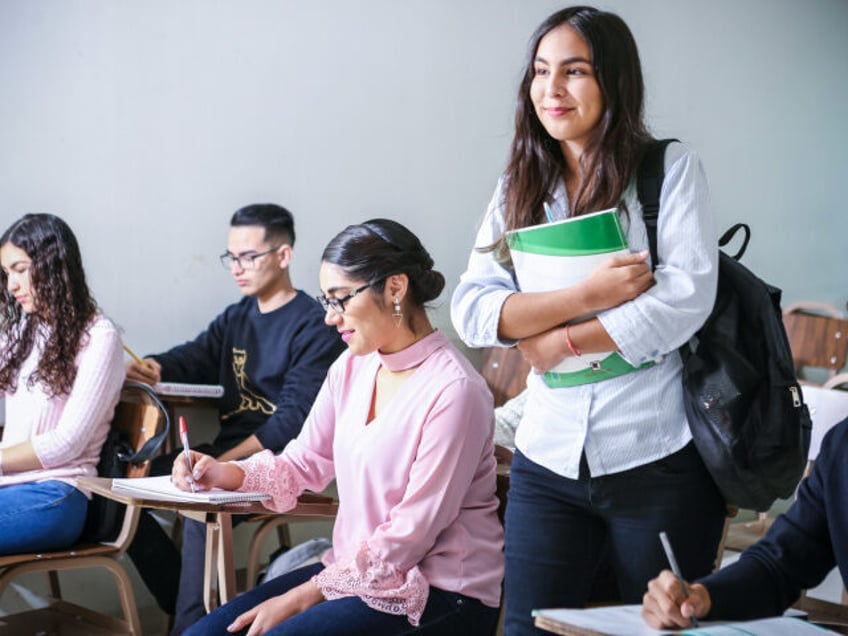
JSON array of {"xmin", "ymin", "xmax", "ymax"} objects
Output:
[
  {"xmin": 124, "ymin": 203, "xmax": 345, "ymax": 632},
  {"xmin": 172, "ymin": 218, "xmax": 504, "ymax": 636},
  {"xmin": 450, "ymin": 6, "xmax": 726, "ymax": 633},
  {"xmin": 0, "ymin": 213, "xmax": 124, "ymax": 554},
  {"xmin": 643, "ymin": 415, "xmax": 848, "ymax": 630}
]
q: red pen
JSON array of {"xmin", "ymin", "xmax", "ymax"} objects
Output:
[{"xmin": 179, "ymin": 416, "xmax": 196, "ymax": 492}]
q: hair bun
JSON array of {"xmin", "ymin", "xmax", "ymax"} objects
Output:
[{"xmin": 417, "ymin": 268, "xmax": 446, "ymax": 303}]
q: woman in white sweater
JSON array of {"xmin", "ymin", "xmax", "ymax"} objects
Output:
[{"xmin": 0, "ymin": 213, "xmax": 124, "ymax": 554}]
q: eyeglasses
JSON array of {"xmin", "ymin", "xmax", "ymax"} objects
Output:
[
  {"xmin": 219, "ymin": 246, "xmax": 281, "ymax": 270},
  {"xmin": 316, "ymin": 284, "xmax": 371, "ymax": 314}
]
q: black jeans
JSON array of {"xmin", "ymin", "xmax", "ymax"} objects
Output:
[{"xmin": 503, "ymin": 443, "xmax": 726, "ymax": 635}]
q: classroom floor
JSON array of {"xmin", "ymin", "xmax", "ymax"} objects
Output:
[
  {"xmin": 0, "ymin": 514, "xmax": 336, "ymax": 636},
  {"xmin": 3, "ymin": 506, "xmax": 841, "ymax": 635}
]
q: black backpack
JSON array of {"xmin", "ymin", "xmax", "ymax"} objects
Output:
[
  {"xmin": 81, "ymin": 382, "xmax": 171, "ymax": 542},
  {"xmin": 638, "ymin": 139, "xmax": 812, "ymax": 511}
]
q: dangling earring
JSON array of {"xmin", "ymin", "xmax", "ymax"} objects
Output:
[{"xmin": 392, "ymin": 297, "xmax": 403, "ymax": 327}]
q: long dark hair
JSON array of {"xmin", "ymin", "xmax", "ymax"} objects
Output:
[
  {"xmin": 0, "ymin": 214, "xmax": 98, "ymax": 397},
  {"xmin": 502, "ymin": 5, "xmax": 653, "ymax": 234},
  {"xmin": 322, "ymin": 219, "xmax": 445, "ymax": 332}
]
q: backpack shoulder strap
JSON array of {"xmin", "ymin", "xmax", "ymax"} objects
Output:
[{"xmin": 637, "ymin": 138, "xmax": 678, "ymax": 266}]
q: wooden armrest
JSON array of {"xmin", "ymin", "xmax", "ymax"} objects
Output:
[{"xmin": 297, "ymin": 492, "xmax": 336, "ymax": 504}]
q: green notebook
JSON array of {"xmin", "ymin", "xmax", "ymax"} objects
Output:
[{"xmin": 506, "ymin": 208, "xmax": 651, "ymax": 388}]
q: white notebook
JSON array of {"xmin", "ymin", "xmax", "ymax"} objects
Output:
[
  {"xmin": 532, "ymin": 605, "xmax": 821, "ymax": 636},
  {"xmin": 801, "ymin": 384, "xmax": 848, "ymax": 460},
  {"xmin": 111, "ymin": 475, "xmax": 269, "ymax": 504},
  {"xmin": 505, "ymin": 208, "xmax": 633, "ymax": 380},
  {"xmin": 152, "ymin": 382, "xmax": 225, "ymax": 398}
]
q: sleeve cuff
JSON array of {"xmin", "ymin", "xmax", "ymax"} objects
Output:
[
  {"xmin": 236, "ymin": 450, "xmax": 299, "ymax": 512},
  {"xmin": 312, "ymin": 541, "xmax": 429, "ymax": 626}
]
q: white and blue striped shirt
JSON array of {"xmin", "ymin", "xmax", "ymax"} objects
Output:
[{"xmin": 451, "ymin": 142, "xmax": 717, "ymax": 479}]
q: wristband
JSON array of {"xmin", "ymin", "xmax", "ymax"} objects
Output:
[{"xmin": 564, "ymin": 324, "xmax": 582, "ymax": 357}]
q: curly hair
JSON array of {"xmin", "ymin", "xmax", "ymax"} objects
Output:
[{"xmin": 0, "ymin": 214, "xmax": 98, "ymax": 397}]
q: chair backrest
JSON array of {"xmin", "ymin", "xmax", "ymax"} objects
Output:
[
  {"xmin": 112, "ymin": 384, "xmax": 169, "ymax": 478},
  {"xmin": 480, "ymin": 347, "xmax": 530, "ymax": 407},
  {"xmin": 79, "ymin": 383, "xmax": 169, "ymax": 544},
  {"xmin": 480, "ymin": 347, "xmax": 529, "ymax": 530},
  {"xmin": 783, "ymin": 303, "xmax": 848, "ymax": 384},
  {"xmin": 824, "ymin": 372, "xmax": 848, "ymax": 392},
  {"xmin": 0, "ymin": 385, "xmax": 167, "ymax": 635}
]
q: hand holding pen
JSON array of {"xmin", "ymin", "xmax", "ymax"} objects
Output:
[
  {"xmin": 642, "ymin": 532, "xmax": 711, "ymax": 629},
  {"xmin": 171, "ymin": 420, "xmax": 248, "ymax": 493},
  {"xmin": 178, "ymin": 416, "xmax": 197, "ymax": 493},
  {"xmin": 123, "ymin": 344, "xmax": 162, "ymax": 385}
]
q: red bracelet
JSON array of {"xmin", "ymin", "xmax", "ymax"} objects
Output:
[{"xmin": 564, "ymin": 324, "xmax": 582, "ymax": 357}]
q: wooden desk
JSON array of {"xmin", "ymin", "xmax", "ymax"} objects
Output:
[{"xmin": 78, "ymin": 477, "xmax": 338, "ymax": 613}]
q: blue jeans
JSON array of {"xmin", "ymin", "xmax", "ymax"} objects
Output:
[
  {"xmin": 182, "ymin": 562, "xmax": 500, "ymax": 636},
  {"xmin": 0, "ymin": 481, "xmax": 88, "ymax": 555},
  {"xmin": 503, "ymin": 444, "xmax": 725, "ymax": 635}
]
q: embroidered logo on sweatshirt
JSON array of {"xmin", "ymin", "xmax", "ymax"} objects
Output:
[{"xmin": 221, "ymin": 348, "xmax": 276, "ymax": 419}]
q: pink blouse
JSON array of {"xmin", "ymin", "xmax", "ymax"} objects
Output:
[
  {"xmin": 0, "ymin": 315, "xmax": 125, "ymax": 493},
  {"xmin": 238, "ymin": 330, "xmax": 504, "ymax": 624}
]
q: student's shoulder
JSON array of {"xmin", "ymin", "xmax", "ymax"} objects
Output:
[
  {"xmin": 84, "ymin": 314, "xmax": 123, "ymax": 351},
  {"xmin": 427, "ymin": 332, "xmax": 493, "ymax": 398},
  {"xmin": 215, "ymin": 295, "xmax": 254, "ymax": 319},
  {"xmin": 248, "ymin": 291, "xmax": 329, "ymax": 329},
  {"xmin": 288, "ymin": 290, "xmax": 332, "ymax": 322},
  {"xmin": 87, "ymin": 314, "xmax": 121, "ymax": 339},
  {"xmin": 821, "ymin": 416, "xmax": 848, "ymax": 457},
  {"xmin": 218, "ymin": 294, "xmax": 311, "ymax": 322},
  {"xmin": 661, "ymin": 139, "xmax": 704, "ymax": 173},
  {"xmin": 291, "ymin": 289, "xmax": 323, "ymax": 311}
]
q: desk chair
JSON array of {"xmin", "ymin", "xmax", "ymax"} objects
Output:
[
  {"xmin": 824, "ymin": 372, "xmax": 848, "ymax": 392},
  {"xmin": 244, "ymin": 515, "xmax": 294, "ymax": 589},
  {"xmin": 242, "ymin": 492, "xmax": 339, "ymax": 592},
  {"xmin": 783, "ymin": 302, "xmax": 848, "ymax": 385},
  {"xmin": 480, "ymin": 346, "xmax": 530, "ymax": 407},
  {"xmin": 0, "ymin": 383, "xmax": 168, "ymax": 635}
]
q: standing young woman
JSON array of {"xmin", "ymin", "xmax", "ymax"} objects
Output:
[
  {"xmin": 451, "ymin": 6, "xmax": 726, "ymax": 634},
  {"xmin": 0, "ymin": 213, "xmax": 125, "ymax": 554},
  {"xmin": 174, "ymin": 219, "xmax": 503, "ymax": 636}
]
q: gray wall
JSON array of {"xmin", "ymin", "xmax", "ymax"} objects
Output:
[{"xmin": 1, "ymin": 0, "xmax": 846, "ymax": 357}]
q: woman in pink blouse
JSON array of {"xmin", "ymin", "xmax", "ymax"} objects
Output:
[
  {"xmin": 0, "ymin": 213, "xmax": 125, "ymax": 554},
  {"xmin": 174, "ymin": 219, "xmax": 504, "ymax": 635}
]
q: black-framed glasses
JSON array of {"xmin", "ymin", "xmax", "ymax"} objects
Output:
[
  {"xmin": 316, "ymin": 284, "xmax": 371, "ymax": 314},
  {"xmin": 219, "ymin": 246, "xmax": 281, "ymax": 270}
]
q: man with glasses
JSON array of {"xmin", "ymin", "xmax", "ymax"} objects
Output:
[{"xmin": 124, "ymin": 203, "xmax": 344, "ymax": 632}]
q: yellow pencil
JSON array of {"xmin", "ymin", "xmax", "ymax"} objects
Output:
[{"xmin": 122, "ymin": 343, "xmax": 145, "ymax": 366}]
